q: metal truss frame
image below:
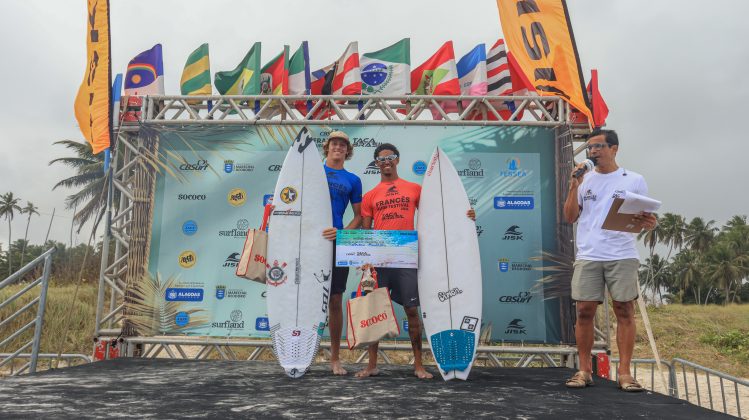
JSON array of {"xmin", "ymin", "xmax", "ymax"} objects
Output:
[{"xmin": 95, "ymin": 94, "xmax": 606, "ymax": 364}]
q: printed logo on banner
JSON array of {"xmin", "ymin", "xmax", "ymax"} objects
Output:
[
  {"xmin": 182, "ymin": 220, "xmax": 198, "ymax": 236},
  {"xmin": 498, "ymin": 291, "xmax": 533, "ymax": 304},
  {"xmin": 223, "ymin": 252, "xmax": 240, "ymax": 268},
  {"xmin": 363, "ymin": 161, "xmax": 380, "ymax": 175},
  {"xmin": 476, "ymin": 225, "xmax": 484, "ymax": 237},
  {"xmin": 175, "ymin": 312, "xmax": 190, "ymax": 327},
  {"xmin": 498, "ymin": 258, "xmax": 532, "ymax": 272},
  {"xmin": 468, "ymin": 197, "xmax": 478, "ymax": 207},
  {"xmin": 215, "ymin": 285, "xmax": 226, "ymax": 300},
  {"xmin": 352, "ymin": 137, "xmax": 380, "ymax": 147},
  {"xmin": 228, "ymin": 188, "xmax": 247, "ymax": 207},
  {"xmin": 505, "ymin": 319, "xmax": 527, "ymax": 335},
  {"xmin": 263, "ymin": 194, "xmax": 273, "ymax": 206},
  {"xmin": 177, "ymin": 193, "xmax": 206, "ymax": 201},
  {"xmin": 218, "ymin": 220, "xmax": 249, "ymax": 238},
  {"xmin": 165, "ymin": 288, "xmax": 204, "ymax": 302},
  {"xmin": 499, "ymin": 157, "xmax": 528, "ymax": 177},
  {"xmin": 268, "ymin": 164, "xmax": 282, "ymax": 172},
  {"xmin": 494, "ymin": 196, "xmax": 534, "ymax": 210},
  {"xmin": 211, "ymin": 310, "xmax": 245, "ymax": 330},
  {"xmin": 402, "ymin": 319, "xmax": 409, "ymax": 332},
  {"xmin": 502, "ymin": 225, "xmax": 523, "ymax": 240},
  {"xmin": 280, "ymin": 187, "xmax": 298, "ymax": 204},
  {"xmin": 458, "ymin": 159, "xmax": 484, "ymax": 178},
  {"xmin": 178, "ymin": 251, "xmax": 197, "ymax": 268},
  {"xmin": 255, "ymin": 317, "xmax": 270, "ymax": 331},
  {"xmin": 412, "ymin": 160, "xmax": 427, "ymax": 175},
  {"xmin": 461, "ymin": 316, "xmax": 479, "ymax": 332},
  {"xmin": 266, "ymin": 260, "xmax": 288, "ymax": 286},
  {"xmin": 498, "ymin": 258, "xmax": 510, "ymax": 272},
  {"xmin": 179, "ymin": 159, "xmax": 209, "ymax": 171},
  {"xmin": 224, "ymin": 160, "xmax": 234, "ymax": 173}
]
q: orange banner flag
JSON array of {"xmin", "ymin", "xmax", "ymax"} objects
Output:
[
  {"xmin": 496, "ymin": 0, "xmax": 592, "ymax": 121},
  {"xmin": 74, "ymin": 0, "xmax": 112, "ymax": 154}
]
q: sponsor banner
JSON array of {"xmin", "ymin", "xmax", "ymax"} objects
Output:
[{"xmin": 147, "ymin": 125, "xmax": 557, "ymax": 342}]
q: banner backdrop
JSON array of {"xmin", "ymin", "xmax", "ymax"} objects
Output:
[{"xmin": 145, "ymin": 124, "xmax": 564, "ymax": 343}]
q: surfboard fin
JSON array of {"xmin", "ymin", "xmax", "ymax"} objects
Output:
[{"xmin": 430, "ymin": 330, "xmax": 475, "ymax": 372}]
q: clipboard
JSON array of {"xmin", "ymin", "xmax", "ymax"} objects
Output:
[{"xmin": 601, "ymin": 198, "xmax": 642, "ymax": 233}]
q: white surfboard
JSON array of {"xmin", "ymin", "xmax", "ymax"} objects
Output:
[
  {"xmin": 266, "ymin": 127, "xmax": 333, "ymax": 378},
  {"xmin": 417, "ymin": 147, "xmax": 482, "ymax": 381}
]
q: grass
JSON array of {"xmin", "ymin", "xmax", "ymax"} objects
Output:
[{"xmin": 2, "ymin": 283, "xmax": 748, "ymax": 378}]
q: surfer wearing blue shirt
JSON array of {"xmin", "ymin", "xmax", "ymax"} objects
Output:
[{"xmin": 319, "ymin": 130, "xmax": 363, "ymax": 376}]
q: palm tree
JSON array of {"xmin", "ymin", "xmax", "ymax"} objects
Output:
[
  {"xmin": 0, "ymin": 192, "xmax": 23, "ymax": 276},
  {"xmin": 659, "ymin": 213, "xmax": 687, "ymax": 260},
  {"xmin": 19, "ymin": 201, "xmax": 39, "ymax": 267},
  {"xmin": 684, "ymin": 217, "xmax": 717, "ymax": 253},
  {"xmin": 49, "ymin": 140, "xmax": 108, "ymax": 233},
  {"xmin": 706, "ymin": 243, "xmax": 742, "ymax": 304},
  {"xmin": 639, "ymin": 254, "xmax": 669, "ymax": 303}
]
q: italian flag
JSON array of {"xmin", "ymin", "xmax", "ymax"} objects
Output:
[
  {"xmin": 410, "ymin": 41, "xmax": 460, "ymax": 95},
  {"xmin": 360, "ymin": 38, "xmax": 410, "ymax": 95},
  {"xmin": 288, "ymin": 41, "xmax": 310, "ymax": 95}
]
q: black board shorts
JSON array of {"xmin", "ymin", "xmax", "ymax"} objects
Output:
[
  {"xmin": 375, "ymin": 267, "xmax": 419, "ymax": 308},
  {"xmin": 330, "ymin": 243, "xmax": 349, "ymax": 295}
]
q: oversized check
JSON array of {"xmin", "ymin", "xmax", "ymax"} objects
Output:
[{"xmin": 335, "ymin": 230, "xmax": 418, "ymax": 269}]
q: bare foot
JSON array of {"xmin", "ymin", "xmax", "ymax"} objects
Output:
[
  {"xmin": 331, "ymin": 360, "xmax": 348, "ymax": 375},
  {"xmin": 355, "ymin": 367, "xmax": 380, "ymax": 378},
  {"xmin": 414, "ymin": 366, "xmax": 433, "ymax": 379}
]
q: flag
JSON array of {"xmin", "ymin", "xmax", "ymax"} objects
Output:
[
  {"xmin": 124, "ymin": 44, "xmax": 165, "ymax": 96},
  {"xmin": 180, "ymin": 43, "xmax": 211, "ymax": 96},
  {"xmin": 410, "ymin": 41, "xmax": 460, "ymax": 95},
  {"xmin": 261, "ymin": 46, "xmax": 289, "ymax": 95},
  {"xmin": 215, "ymin": 42, "xmax": 262, "ymax": 95},
  {"xmin": 487, "ymin": 39, "xmax": 511, "ymax": 96},
  {"xmin": 496, "ymin": 0, "xmax": 592, "ymax": 121},
  {"xmin": 288, "ymin": 41, "xmax": 311, "ymax": 95},
  {"xmin": 588, "ymin": 69, "xmax": 608, "ymax": 127},
  {"xmin": 361, "ymin": 38, "xmax": 410, "ymax": 95},
  {"xmin": 74, "ymin": 0, "xmax": 112, "ymax": 154},
  {"xmin": 310, "ymin": 63, "xmax": 336, "ymax": 95},
  {"xmin": 311, "ymin": 42, "xmax": 361, "ymax": 95},
  {"xmin": 440, "ymin": 44, "xmax": 487, "ymax": 116}
]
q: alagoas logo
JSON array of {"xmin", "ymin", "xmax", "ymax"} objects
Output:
[
  {"xmin": 499, "ymin": 157, "xmax": 528, "ymax": 177},
  {"xmin": 266, "ymin": 260, "xmax": 288, "ymax": 286},
  {"xmin": 178, "ymin": 251, "xmax": 196, "ymax": 268},
  {"xmin": 502, "ymin": 225, "xmax": 523, "ymax": 240},
  {"xmin": 280, "ymin": 187, "xmax": 298, "ymax": 204},
  {"xmin": 227, "ymin": 188, "xmax": 247, "ymax": 207}
]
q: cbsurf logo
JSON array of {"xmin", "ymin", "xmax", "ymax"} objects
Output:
[
  {"xmin": 179, "ymin": 159, "xmax": 209, "ymax": 171},
  {"xmin": 499, "ymin": 291, "xmax": 533, "ymax": 304}
]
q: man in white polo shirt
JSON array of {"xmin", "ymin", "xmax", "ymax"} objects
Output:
[{"xmin": 563, "ymin": 128, "xmax": 657, "ymax": 392}]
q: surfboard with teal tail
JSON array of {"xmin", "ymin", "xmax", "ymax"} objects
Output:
[{"xmin": 417, "ymin": 147, "xmax": 482, "ymax": 381}]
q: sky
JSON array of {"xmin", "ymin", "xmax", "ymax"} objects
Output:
[{"xmin": 0, "ymin": 0, "xmax": 748, "ymax": 252}]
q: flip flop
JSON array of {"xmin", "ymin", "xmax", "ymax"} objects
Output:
[
  {"xmin": 617, "ymin": 374, "xmax": 645, "ymax": 392},
  {"xmin": 565, "ymin": 370, "xmax": 594, "ymax": 388}
]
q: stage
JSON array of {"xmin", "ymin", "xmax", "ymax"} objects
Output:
[{"xmin": 0, "ymin": 359, "xmax": 730, "ymax": 419}]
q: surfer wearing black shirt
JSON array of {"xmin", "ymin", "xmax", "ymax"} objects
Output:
[
  {"xmin": 320, "ymin": 130, "xmax": 363, "ymax": 376},
  {"xmin": 356, "ymin": 144, "xmax": 475, "ymax": 380}
]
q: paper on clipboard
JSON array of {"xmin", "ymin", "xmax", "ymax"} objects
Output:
[{"xmin": 618, "ymin": 191, "xmax": 662, "ymax": 214}]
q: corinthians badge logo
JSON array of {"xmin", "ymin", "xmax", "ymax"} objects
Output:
[
  {"xmin": 280, "ymin": 187, "xmax": 298, "ymax": 204},
  {"xmin": 266, "ymin": 260, "xmax": 288, "ymax": 287}
]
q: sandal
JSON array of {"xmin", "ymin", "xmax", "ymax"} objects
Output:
[
  {"xmin": 617, "ymin": 374, "xmax": 644, "ymax": 392},
  {"xmin": 565, "ymin": 370, "xmax": 594, "ymax": 388}
]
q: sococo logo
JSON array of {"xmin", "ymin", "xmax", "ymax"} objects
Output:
[
  {"xmin": 363, "ymin": 161, "xmax": 380, "ymax": 175},
  {"xmin": 499, "ymin": 157, "xmax": 528, "ymax": 177},
  {"xmin": 227, "ymin": 188, "xmax": 247, "ymax": 207},
  {"xmin": 218, "ymin": 219, "xmax": 249, "ymax": 238},
  {"xmin": 457, "ymin": 158, "xmax": 484, "ymax": 178},
  {"xmin": 179, "ymin": 159, "xmax": 209, "ymax": 171},
  {"xmin": 177, "ymin": 193, "xmax": 206, "ymax": 201},
  {"xmin": 499, "ymin": 291, "xmax": 533, "ymax": 304},
  {"xmin": 178, "ymin": 251, "xmax": 197, "ymax": 268}
]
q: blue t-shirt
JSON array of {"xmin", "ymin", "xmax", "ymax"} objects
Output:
[{"xmin": 325, "ymin": 164, "xmax": 363, "ymax": 229}]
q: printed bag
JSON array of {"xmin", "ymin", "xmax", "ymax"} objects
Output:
[
  {"xmin": 346, "ymin": 268, "xmax": 400, "ymax": 349},
  {"xmin": 236, "ymin": 204, "xmax": 271, "ymax": 283}
]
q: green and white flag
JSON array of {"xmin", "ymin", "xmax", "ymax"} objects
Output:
[
  {"xmin": 288, "ymin": 41, "xmax": 310, "ymax": 95},
  {"xmin": 180, "ymin": 43, "xmax": 211, "ymax": 96},
  {"xmin": 214, "ymin": 42, "xmax": 261, "ymax": 95},
  {"xmin": 360, "ymin": 38, "xmax": 410, "ymax": 95}
]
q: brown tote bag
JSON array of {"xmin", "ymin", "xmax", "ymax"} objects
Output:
[{"xmin": 346, "ymin": 268, "xmax": 400, "ymax": 349}]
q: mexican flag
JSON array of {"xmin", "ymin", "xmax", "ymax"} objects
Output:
[
  {"xmin": 410, "ymin": 41, "xmax": 460, "ymax": 95},
  {"xmin": 214, "ymin": 42, "xmax": 261, "ymax": 95},
  {"xmin": 361, "ymin": 38, "xmax": 410, "ymax": 95}
]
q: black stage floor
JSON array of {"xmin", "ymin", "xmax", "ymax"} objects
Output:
[{"xmin": 0, "ymin": 359, "xmax": 730, "ymax": 419}]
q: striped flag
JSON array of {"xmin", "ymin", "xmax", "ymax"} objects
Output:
[
  {"xmin": 361, "ymin": 38, "xmax": 410, "ymax": 95},
  {"xmin": 410, "ymin": 41, "xmax": 460, "ymax": 95},
  {"xmin": 124, "ymin": 44, "xmax": 165, "ymax": 96},
  {"xmin": 215, "ymin": 42, "xmax": 261, "ymax": 95},
  {"xmin": 441, "ymin": 44, "xmax": 487, "ymax": 116},
  {"xmin": 288, "ymin": 41, "xmax": 310, "ymax": 95},
  {"xmin": 487, "ymin": 39, "xmax": 511, "ymax": 96},
  {"xmin": 332, "ymin": 42, "xmax": 361, "ymax": 95},
  {"xmin": 180, "ymin": 43, "xmax": 211, "ymax": 96}
]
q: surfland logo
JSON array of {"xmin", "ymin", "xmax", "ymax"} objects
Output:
[
  {"xmin": 363, "ymin": 161, "xmax": 380, "ymax": 175},
  {"xmin": 212, "ymin": 309, "xmax": 245, "ymax": 330},
  {"xmin": 457, "ymin": 158, "xmax": 484, "ymax": 178},
  {"xmin": 227, "ymin": 188, "xmax": 247, "ymax": 207},
  {"xmin": 502, "ymin": 225, "xmax": 523, "ymax": 240},
  {"xmin": 505, "ymin": 318, "xmax": 527, "ymax": 335},
  {"xmin": 178, "ymin": 251, "xmax": 196, "ymax": 268},
  {"xmin": 218, "ymin": 219, "xmax": 249, "ymax": 238}
]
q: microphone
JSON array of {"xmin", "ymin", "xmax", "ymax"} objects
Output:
[{"xmin": 573, "ymin": 157, "xmax": 597, "ymax": 178}]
